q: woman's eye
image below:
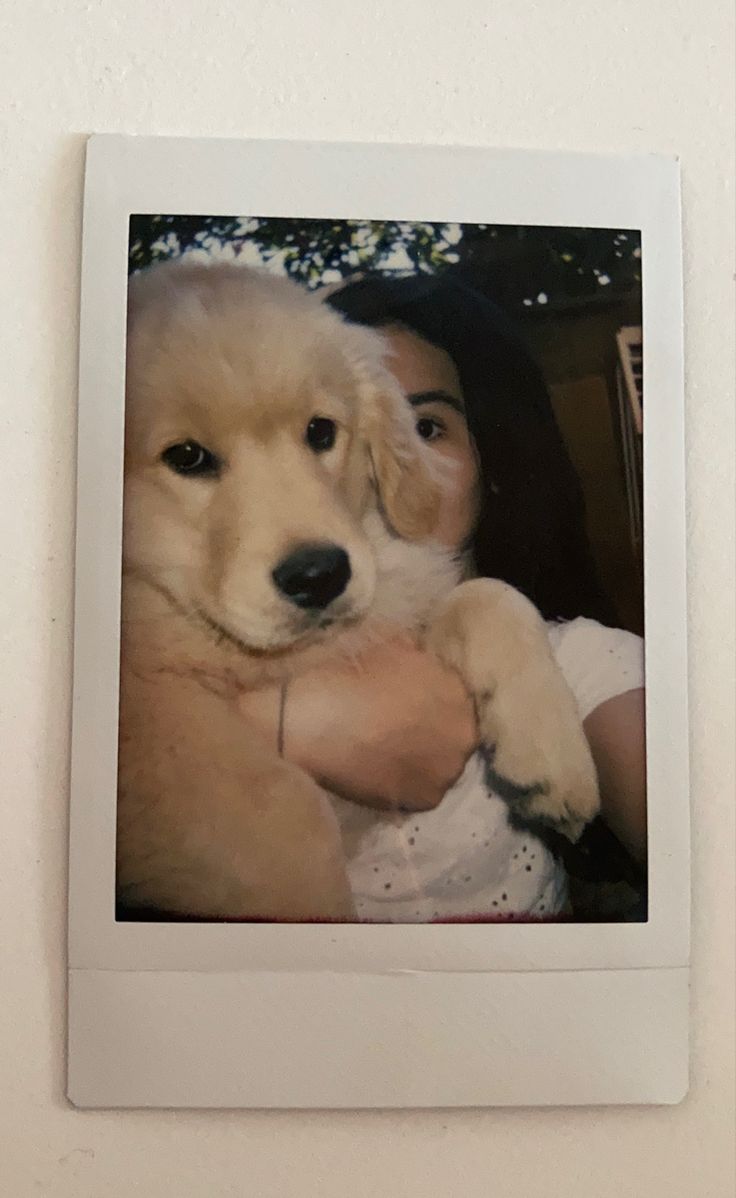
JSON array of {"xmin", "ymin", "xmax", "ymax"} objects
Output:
[
  {"xmin": 416, "ymin": 416, "xmax": 445, "ymax": 442},
  {"xmin": 305, "ymin": 416, "xmax": 337, "ymax": 453},
  {"xmin": 161, "ymin": 441, "xmax": 220, "ymax": 477}
]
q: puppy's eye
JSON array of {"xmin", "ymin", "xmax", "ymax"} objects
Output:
[
  {"xmin": 416, "ymin": 416, "xmax": 445, "ymax": 442},
  {"xmin": 161, "ymin": 441, "xmax": 220, "ymax": 477},
  {"xmin": 305, "ymin": 417, "xmax": 337, "ymax": 453}
]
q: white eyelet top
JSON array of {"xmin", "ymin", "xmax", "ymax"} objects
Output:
[{"xmin": 347, "ymin": 618, "xmax": 645, "ymax": 922}]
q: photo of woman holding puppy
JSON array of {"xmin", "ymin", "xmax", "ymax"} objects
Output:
[{"xmin": 117, "ymin": 220, "xmax": 646, "ymax": 925}]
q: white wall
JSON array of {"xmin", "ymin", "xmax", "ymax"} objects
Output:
[{"xmin": 1, "ymin": 2, "xmax": 734, "ymax": 1194}]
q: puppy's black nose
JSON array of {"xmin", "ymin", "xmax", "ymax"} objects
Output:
[{"xmin": 272, "ymin": 543, "xmax": 351, "ymax": 611}]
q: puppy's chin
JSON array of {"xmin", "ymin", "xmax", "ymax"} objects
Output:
[{"xmin": 197, "ymin": 597, "xmax": 369, "ymax": 658}]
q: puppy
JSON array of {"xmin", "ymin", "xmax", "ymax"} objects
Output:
[{"xmin": 118, "ymin": 260, "xmax": 598, "ymax": 920}]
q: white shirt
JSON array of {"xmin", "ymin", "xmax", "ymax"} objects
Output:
[{"xmin": 347, "ymin": 617, "xmax": 644, "ymax": 922}]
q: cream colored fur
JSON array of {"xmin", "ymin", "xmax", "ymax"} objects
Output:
[{"xmin": 118, "ymin": 259, "xmax": 598, "ymax": 920}]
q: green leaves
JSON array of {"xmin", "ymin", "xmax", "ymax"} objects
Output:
[{"xmin": 127, "ymin": 215, "xmax": 641, "ymax": 313}]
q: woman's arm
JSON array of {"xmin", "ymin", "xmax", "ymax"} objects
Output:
[
  {"xmin": 238, "ymin": 639, "xmax": 478, "ymax": 813},
  {"xmin": 239, "ymin": 647, "xmax": 648, "ymax": 862},
  {"xmin": 583, "ymin": 688, "xmax": 647, "ymax": 865}
]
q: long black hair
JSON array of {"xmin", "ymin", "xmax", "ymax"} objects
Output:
[{"xmin": 328, "ymin": 273, "xmax": 615, "ymax": 625}]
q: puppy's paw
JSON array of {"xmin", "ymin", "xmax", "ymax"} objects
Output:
[
  {"xmin": 425, "ymin": 578, "xmax": 599, "ymax": 842},
  {"xmin": 478, "ymin": 743, "xmax": 599, "ymax": 843},
  {"xmin": 475, "ymin": 675, "xmax": 600, "ymax": 842}
]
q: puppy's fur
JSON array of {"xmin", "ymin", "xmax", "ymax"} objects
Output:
[{"xmin": 118, "ymin": 260, "xmax": 598, "ymax": 919}]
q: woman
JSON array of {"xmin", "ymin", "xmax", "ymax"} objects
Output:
[{"xmin": 240, "ymin": 273, "xmax": 647, "ymax": 919}]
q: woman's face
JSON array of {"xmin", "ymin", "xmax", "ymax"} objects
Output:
[{"xmin": 382, "ymin": 325, "xmax": 480, "ymax": 549}]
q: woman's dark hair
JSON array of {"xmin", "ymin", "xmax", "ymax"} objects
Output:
[{"xmin": 328, "ymin": 272, "xmax": 615, "ymax": 624}]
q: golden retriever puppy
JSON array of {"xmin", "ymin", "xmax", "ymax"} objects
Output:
[{"xmin": 118, "ymin": 260, "xmax": 598, "ymax": 920}]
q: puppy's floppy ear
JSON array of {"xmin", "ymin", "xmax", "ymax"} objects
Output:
[{"xmin": 361, "ymin": 374, "xmax": 441, "ymax": 541}]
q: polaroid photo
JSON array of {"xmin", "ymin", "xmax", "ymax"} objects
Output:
[{"xmin": 67, "ymin": 135, "xmax": 689, "ymax": 1108}]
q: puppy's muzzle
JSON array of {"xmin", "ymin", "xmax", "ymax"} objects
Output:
[{"xmin": 272, "ymin": 543, "xmax": 352, "ymax": 611}]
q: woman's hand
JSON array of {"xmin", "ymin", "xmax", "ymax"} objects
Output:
[{"xmin": 238, "ymin": 639, "xmax": 478, "ymax": 813}]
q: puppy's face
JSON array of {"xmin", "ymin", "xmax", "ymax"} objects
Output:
[{"xmin": 123, "ymin": 263, "xmax": 438, "ymax": 654}]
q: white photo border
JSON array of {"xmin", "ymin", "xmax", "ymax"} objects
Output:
[{"xmin": 67, "ymin": 136, "xmax": 689, "ymax": 1107}]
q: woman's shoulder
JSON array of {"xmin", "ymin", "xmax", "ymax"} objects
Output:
[{"xmin": 545, "ymin": 617, "xmax": 644, "ymax": 721}]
